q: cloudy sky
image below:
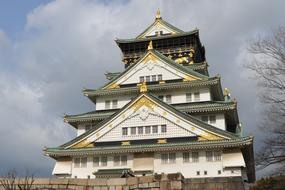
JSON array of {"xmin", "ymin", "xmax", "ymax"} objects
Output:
[{"xmin": 0, "ymin": 0, "xmax": 284, "ymax": 177}]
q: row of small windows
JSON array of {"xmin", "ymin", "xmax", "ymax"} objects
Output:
[
  {"xmin": 139, "ymin": 74, "xmax": 163, "ymax": 83},
  {"xmin": 161, "ymin": 151, "xmax": 221, "ymax": 164},
  {"xmin": 196, "ymin": 170, "xmax": 222, "ymax": 176},
  {"xmin": 158, "ymin": 92, "xmax": 200, "ymax": 104},
  {"xmin": 74, "ymin": 155, "xmax": 127, "ymax": 168},
  {"xmin": 105, "ymin": 100, "xmax": 118, "ymax": 109},
  {"xmin": 103, "ymin": 92, "xmax": 202, "ymax": 110},
  {"xmin": 122, "ymin": 125, "xmax": 167, "ymax": 136}
]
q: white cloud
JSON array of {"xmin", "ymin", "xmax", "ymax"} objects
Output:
[{"xmin": 0, "ymin": 0, "xmax": 285, "ymax": 176}]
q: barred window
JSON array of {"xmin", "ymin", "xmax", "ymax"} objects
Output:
[
  {"xmin": 145, "ymin": 126, "xmax": 151, "ymax": 134},
  {"xmin": 112, "ymin": 100, "xmax": 118, "ymax": 109},
  {"xmin": 161, "ymin": 125, "xmax": 167, "ymax": 133},
  {"xmin": 186, "ymin": 93, "xmax": 192, "ymax": 102},
  {"xmin": 114, "ymin": 156, "xmax": 120, "ymax": 166},
  {"xmin": 146, "ymin": 76, "xmax": 150, "ymax": 82},
  {"xmin": 93, "ymin": 157, "xmax": 100, "ymax": 167},
  {"xmin": 183, "ymin": 152, "xmax": 190, "ymax": 163},
  {"xmin": 152, "ymin": 125, "xmax": 158, "ymax": 133},
  {"xmin": 105, "ymin": 100, "xmax": 110, "ymax": 109},
  {"xmin": 161, "ymin": 153, "xmax": 168, "ymax": 164},
  {"xmin": 74, "ymin": 158, "xmax": 81, "ymax": 168},
  {"xmin": 81, "ymin": 157, "xmax": 87, "ymax": 168},
  {"xmin": 131, "ymin": 127, "xmax": 136, "ymax": 135},
  {"xmin": 194, "ymin": 92, "xmax": 200, "ymax": 101},
  {"xmin": 209, "ymin": 115, "xmax": 216, "ymax": 124},
  {"xmin": 139, "ymin": 76, "xmax": 144, "ymax": 83},
  {"xmin": 169, "ymin": 153, "xmax": 176, "ymax": 163},
  {"xmin": 165, "ymin": 95, "xmax": 172, "ymax": 104},
  {"xmin": 214, "ymin": 151, "xmax": 221, "ymax": 161},
  {"xmin": 122, "ymin": 128, "xmax": 128, "ymax": 136},
  {"xmin": 202, "ymin": 116, "xmax": 209, "ymax": 123},
  {"xmin": 138, "ymin": 126, "xmax": 144, "ymax": 134},
  {"xmin": 206, "ymin": 151, "xmax": 213, "ymax": 162},
  {"xmin": 158, "ymin": 74, "xmax": 163, "ymax": 81},
  {"xmin": 152, "ymin": 75, "xmax": 157, "ymax": 82},
  {"xmin": 101, "ymin": 156, "xmax": 107, "ymax": 166},
  {"xmin": 192, "ymin": 152, "xmax": 199, "ymax": 163}
]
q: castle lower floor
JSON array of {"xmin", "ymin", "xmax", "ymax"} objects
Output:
[{"xmin": 52, "ymin": 149, "xmax": 248, "ymax": 180}]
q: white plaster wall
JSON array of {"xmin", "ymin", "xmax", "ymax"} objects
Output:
[
  {"xmin": 145, "ymin": 27, "xmax": 172, "ymax": 37},
  {"xmin": 153, "ymin": 151, "xmax": 244, "ymax": 178},
  {"xmin": 97, "ymin": 112, "xmax": 195, "ymax": 142},
  {"xmin": 71, "ymin": 154, "xmax": 133, "ymax": 179},
  {"xmin": 66, "ymin": 150, "xmax": 245, "ymax": 179},
  {"xmin": 96, "ymin": 95, "xmax": 132, "ymax": 111},
  {"xmin": 77, "ymin": 124, "xmax": 86, "ymax": 136},
  {"xmin": 121, "ymin": 63, "xmax": 182, "ymax": 85},
  {"xmin": 194, "ymin": 114, "xmax": 226, "ymax": 130},
  {"xmin": 95, "ymin": 87, "xmax": 212, "ymax": 111}
]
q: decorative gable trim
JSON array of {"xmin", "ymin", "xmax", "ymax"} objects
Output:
[{"xmin": 67, "ymin": 94, "xmax": 235, "ymax": 149}]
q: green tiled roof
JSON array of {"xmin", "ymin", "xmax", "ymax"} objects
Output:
[
  {"xmin": 116, "ymin": 30, "xmax": 198, "ymax": 44},
  {"xmin": 94, "ymin": 49, "xmax": 208, "ymax": 92},
  {"xmin": 83, "ymin": 77, "xmax": 220, "ymax": 97},
  {"xmin": 65, "ymin": 101, "xmax": 236, "ymax": 124},
  {"xmin": 105, "ymin": 72, "xmax": 121, "ymax": 80},
  {"xmin": 56, "ymin": 93, "xmax": 238, "ymax": 150},
  {"xmin": 45, "ymin": 136, "xmax": 253, "ymax": 157},
  {"xmin": 136, "ymin": 18, "xmax": 184, "ymax": 39}
]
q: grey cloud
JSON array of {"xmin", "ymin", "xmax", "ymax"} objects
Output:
[{"xmin": 0, "ymin": 0, "xmax": 284, "ymax": 177}]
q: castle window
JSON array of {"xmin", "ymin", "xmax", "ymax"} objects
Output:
[
  {"xmin": 201, "ymin": 116, "xmax": 209, "ymax": 123},
  {"xmin": 194, "ymin": 92, "xmax": 200, "ymax": 101},
  {"xmin": 105, "ymin": 100, "xmax": 110, "ymax": 109},
  {"xmin": 192, "ymin": 152, "xmax": 199, "ymax": 163},
  {"xmin": 85, "ymin": 124, "xmax": 91, "ymax": 131},
  {"xmin": 158, "ymin": 95, "xmax": 164, "ymax": 101},
  {"xmin": 161, "ymin": 153, "xmax": 176, "ymax": 164},
  {"xmin": 112, "ymin": 100, "xmax": 118, "ymax": 109},
  {"xmin": 139, "ymin": 76, "xmax": 144, "ymax": 83},
  {"xmin": 152, "ymin": 125, "xmax": 158, "ymax": 133},
  {"xmin": 114, "ymin": 155, "xmax": 127, "ymax": 166},
  {"xmin": 209, "ymin": 115, "xmax": 216, "ymax": 124},
  {"xmin": 186, "ymin": 93, "xmax": 192, "ymax": 102},
  {"xmin": 145, "ymin": 126, "xmax": 151, "ymax": 134},
  {"xmin": 214, "ymin": 151, "xmax": 221, "ymax": 161},
  {"xmin": 152, "ymin": 75, "xmax": 157, "ymax": 82},
  {"xmin": 204, "ymin": 171, "xmax": 207, "ymax": 175},
  {"xmin": 138, "ymin": 126, "xmax": 144, "ymax": 134},
  {"xmin": 206, "ymin": 151, "xmax": 213, "ymax": 162},
  {"xmin": 93, "ymin": 157, "xmax": 100, "ymax": 167},
  {"xmin": 101, "ymin": 156, "xmax": 107, "ymax": 166},
  {"xmin": 146, "ymin": 76, "xmax": 150, "ymax": 82},
  {"xmin": 218, "ymin": 170, "xmax": 222, "ymax": 175},
  {"xmin": 74, "ymin": 157, "xmax": 87, "ymax": 168},
  {"xmin": 183, "ymin": 152, "xmax": 190, "ymax": 163},
  {"xmin": 158, "ymin": 74, "xmax": 162, "ymax": 81},
  {"xmin": 165, "ymin": 95, "xmax": 172, "ymax": 104},
  {"xmin": 161, "ymin": 125, "xmax": 167, "ymax": 133},
  {"xmin": 122, "ymin": 128, "xmax": 128, "ymax": 136},
  {"xmin": 131, "ymin": 127, "xmax": 136, "ymax": 135},
  {"xmin": 196, "ymin": 171, "xmax": 200, "ymax": 176}
]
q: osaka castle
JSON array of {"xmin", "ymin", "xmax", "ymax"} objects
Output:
[{"xmin": 44, "ymin": 10, "xmax": 255, "ymax": 182}]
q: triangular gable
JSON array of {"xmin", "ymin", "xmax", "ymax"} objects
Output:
[
  {"xmin": 66, "ymin": 93, "xmax": 237, "ymax": 149},
  {"xmin": 103, "ymin": 50, "xmax": 207, "ymax": 89},
  {"xmin": 136, "ymin": 18, "xmax": 184, "ymax": 39}
]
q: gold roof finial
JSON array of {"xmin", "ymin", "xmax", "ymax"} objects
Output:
[
  {"xmin": 224, "ymin": 88, "xmax": 230, "ymax": 96},
  {"xmin": 139, "ymin": 82, "xmax": 148, "ymax": 93},
  {"xmin": 148, "ymin": 40, "xmax": 153, "ymax": 50},
  {"xmin": 156, "ymin": 8, "xmax": 161, "ymax": 19}
]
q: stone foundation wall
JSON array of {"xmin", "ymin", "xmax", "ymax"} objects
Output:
[{"xmin": 0, "ymin": 174, "xmax": 245, "ymax": 190}]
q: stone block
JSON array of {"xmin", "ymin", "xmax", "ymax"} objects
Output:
[
  {"xmin": 33, "ymin": 178, "xmax": 50, "ymax": 185},
  {"xmin": 123, "ymin": 186, "xmax": 130, "ymax": 190},
  {"xmin": 50, "ymin": 178, "xmax": 69, "ymax": 185},
  {"xmin": 115, "ymin": 186, "xmax": 123, "ymax": 190},
  {"xmin": 88, "ymin": 178, "xmax": 108, "ymax": 186},
  {"xmin": 109, "ymin": 186, "xmax": 116, "ymax": 190},
  {"xmin": 170, "ymin": 181, "xmax": 182, "ymax": 190},
  {"xmin": 138, "ymin": 182, "xmax": 149, "ymax": 188},
  {"xmin": 149, "ymin": 182, "xmax": 160, "ymax": 188},
  {"xmin": 101, "ymin": 186, "xmax": 109, "ymax": 190},
  {"xmin": 129, "ymin": 184, "xmax": 138, "ymax": 189},
  {"xmin": 138, "ymin": 176, "xmax": 154, "ymax": 183},
  {"xmin": 160, "ymin": 181, "xmax": 169, "ymax": 190},
  {"xmin": 126, "ymin": 177, "xmax": 138, "ymax": 185},
  {"xmin": 93, "ymin": 186, "xmax": 101, "ymax": 190},
  {"xmin": 107, "ymin": 178, "xmax": 126, "ymax": 186}
]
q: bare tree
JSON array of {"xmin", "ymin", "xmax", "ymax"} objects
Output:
[
  {"xmin": 247, "ymin": 26, "xmax": 285, "ymax": 172},
  {"xmin": 0, "ymin": 170, "xmax": 35, "ymax": 190}
]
